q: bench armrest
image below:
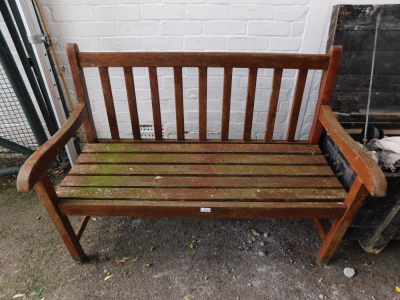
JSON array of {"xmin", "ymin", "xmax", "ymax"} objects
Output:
[
  {"xmin": 17, "ymin": 103, "xmax": 89, "ymax": 192},
  {"xmin": 318, "ymin": 105, "xmax": 386, "ymax": 197}
]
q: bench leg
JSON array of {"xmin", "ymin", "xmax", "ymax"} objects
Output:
[
  {"xmin": 316, "ymin": 177, "xmax": 368, "ymax": 265},
  {"xmin": 35, "ymin": 174, "xmax": 87, "ymax": 263}
]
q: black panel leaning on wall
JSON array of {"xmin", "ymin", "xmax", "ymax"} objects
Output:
[{"xmin": 327, "ymin": 5, "xmax": 400, "ymax": 133}]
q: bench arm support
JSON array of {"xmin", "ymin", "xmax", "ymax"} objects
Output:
[
  {"xmin": 318, "ymin": 105, "xmax": 386, "ymax": 197},
  {"xmin": 17, "ymin": 103, "xmax": 89, "ymax": 192}
]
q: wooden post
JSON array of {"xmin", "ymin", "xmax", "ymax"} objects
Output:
[
  {"xmin": 308, "ymin": 45, "xmax": 342, "ymax": 144},
  {"xmin": 66, "ymin": 43, "xmax": 97, "ymax": 143},
  {"xmin": 316, "ymin": 176, "xmax": 368, "ymax": 265},
  {"xmin": 34, "ymin": 174, "xmax": 86, "ymax": 262}
]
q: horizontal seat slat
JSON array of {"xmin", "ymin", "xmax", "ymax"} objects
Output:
[
  {"xmin": 59, "ymin": 175, "xmax": 343, "ymax": 188},
  {"xmin": 56, "ymin": 187, "xmax": 346, "ymax": 201},
  {"xmin": 76, "ymin": 153, "xmax": 328, "ymax": 165},
  {"xmin": 68, "ymin": 164, "xmax": 336, "ymax": 176},
  {"xmin": 58, "ymin": 199, "xmax": 346, "ymax": 219},
  {"xmin": 83, "ymin": 143, "xmax": 321, "ymax": 154}
]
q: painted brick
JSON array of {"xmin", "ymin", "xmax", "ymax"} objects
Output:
[
  {"xmin": 142, "ymin": 37, "xmax": 183, "ymax": 50},
  {"xmin": 279, "ymin": 100, "xmax": 291, "ymax": 113},
  {"xmin": 259, "ymin": 112, "xmax": 287, "ymax": 123},
  {"xmin": 96, "ymin": 5, "xmax": 140, "ymax": 21},
  {"xmin": 185, "ymin": 37, "xmax": 226, "ymax": 50},
  {"xmin": 117, "ymin": 0, "xmax": 159, "ymax": 3},
  {"xmin": 248, "ymin": 21, "xmax": 290, "ymax": 36},
  {"xmin": 230, "ymin": 112, "xmax": 245, "ymax": 123},
  {"xmin": 281, "ymin": 78, "xmax": 295, "ymax": 90},
  {"xmin": 47, "ymin": 22, "xmax": 76, "ymax": 38},
  {"xmin": 269, "ymin": 37, "xmax": 302, "ymax": 51},
  {"xmin": 297, "ymin": 0, "xmax": 310, "ymax": 5},
  {"xmin": 73, "ymin": 22, "xmax": 116, "ymax": 37},
  {"xmin": 253, "ymin": 0, "xmax": 296, "ymax": 4},
  {"xmin": 274, "ymin": 6, "xmax": 308, "ymax": 22},
  {"xmin": 40, "ymin": 0, "xmax": 70, "ymax": 4},
  {"xmin": 226, "ymin": 37, "xmax": 268, "ymax": 51},
  {"xmin": 132, "ymin": 68, "xmax": 147, "ymax": 76},
  {"xmin": 253, "ymin": 99, "xmax": 268, "ymax": 112},
  {"xmin": 141, "ymin": 5, "xmax": 185, "ymax": 20},
  {"xmin": 40, "ymin": 6, "xmax": 53, "ymax": 22},
  {"xmin": 231, "ymin": 5, "xmax": 274, "ymax": 20},
  {"xmin": 186, "ymin": 5, "xmax": 230, "ymax": 20},
  {"xmin": 164, "ymin": 0, "xmax": 204, "ymax": 2},
  {"xmin": 158, "ymin": 88, "xmax": 176, "ymax": 100},
  {"xmin": 72, "ymin": 0, "xmax": 112, "ymax": 4},
  {"xmin": 302, "ymin": 112, "xmax": 315, "ymax": 125},
  {"xmin": 39, "ymin": 0, "xmax": 317, "ymax": 141},
  {"xmin": 203, "ymin": 21, "xmax": 246, "ymax": 35},
  {"xmin": 117, "ymin": 21, "xmax": 159, "ymax": 36},
  {"xmin": 160, "ymin": 21, "xmax": 202, "ymax": 35},
  {"xmin": 113, "ymin": 101, "xmax": 130, "ymax": 113},
  {"xmin": 100, "ymin": 37, "xmax": 142, "ymax": 51},
  {"xmin": 86, "ymin": 77, "xmax": 121, "ymax": 90},
  {"xmin": 291, "ymin": 22, "xmax": 306, "ymax": 36},
  {"xmin": 57, "ymin": 37, "xmax": 101, "ymax": 51},
  {"xmin": 51, "ymin": 6, "xmax": 95, "ymax": 22},
  {"xmin": 209, "ymin": 0, "xmax": 251, "ymax": 3}
]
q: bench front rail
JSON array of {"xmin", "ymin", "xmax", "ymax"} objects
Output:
[{"xmin": 17, "ymin": 44, "xmax": 386, "ymax": 265}]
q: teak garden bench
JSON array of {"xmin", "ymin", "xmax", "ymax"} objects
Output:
[{"xmin": 17, "ymin": 43, "xmax": 386, "ymax": 265}]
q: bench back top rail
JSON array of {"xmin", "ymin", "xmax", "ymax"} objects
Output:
[{"xmin": 67, "ymin": 43, "xmax": 342, "ymax": 143}]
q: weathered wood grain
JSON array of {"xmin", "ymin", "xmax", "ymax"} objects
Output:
[
  {"xmin": 149, "ymin": 67, "xmax": 163, "ymax": 140},
  {"xmin": 265, "ymin": 68, "xmax": 283, "ymax": 142},
  {"xmin": 68, "ymin": 164, "xmax": 335, "ymax": 176},
  {"xmin": 99, "ymin": 67, "xmax": 119, "ymax": 140},
  {"xmin": 123, "ymin": 67, "xmax": 141, "ymax": 140},
  {"xmin": 35, "ymin": 174, "xmax": 86, "ymax": 262},
  {"xmin": 287, "ymin": 69, "xmax": 308, "ymax": 142},
  {"xmin": 199, "ymin": 67, "xmax": 208, "ymax": 141},
  {"xmin": 76, "ymin": 153, "xmax": 328, "ymax": 165},
  {"xmin": 243, "ymin": 68, "xmax": 258, "ymax": 141},
  {"xmin": 59, "ymin": 175, "xmax": 342, "ymax": 188},
  {"xmin": 173, "ymin": 67, "xmax": 185, "ymax": 141},
  {"xmin": 309, "ymin": 45, "xmax": 342, "ymax": 144},
  {"xmin": 56, "ymin": 186, "xmax": 346, "ymax": 201},
  {"xmin": 66, "ymin": 43, "xmax": 97, "ymax": 142},
  {"xmin": 318, "ymin": 105, "xmax": 386, "ymax": 197},
  {"xmin": 17, "ymin": 103, "xmax": 88, "ymax": 192},
  {"xmin": 221, "ymin": 67, "xmax": 233, "ymax": 141},
  {"xmin": 78, "ymin": 52, "xmax": 331, "ymax": 69},
  {"xmin": 83, "ymin": 143, "xmax": 322, "ymax": 154},
  {"xmin": 58, "ymin": 200, "xmax": 346, "ymax": 219}
]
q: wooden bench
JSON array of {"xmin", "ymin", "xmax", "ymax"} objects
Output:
[{"xmin": 17, "ymin": 43, "xmax": 386, "ymax": 265}]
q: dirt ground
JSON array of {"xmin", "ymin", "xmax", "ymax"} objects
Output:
[{"xmin": 1, "ymin": 174, "xmax": 399, "ymax": 300}]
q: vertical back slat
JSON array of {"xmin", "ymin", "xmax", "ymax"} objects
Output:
[
  {"xmin": 221, "ymin": 67, "xmax": 233, "ymax": 141},
  {"xmin": 264, "ymin": 68, "xmax": 283, "ymax": 142},
  {"xmin": 286, "ymin": 69, "xmax": 308, "ymax": 142},
  {"xmin": 66, "ymin": 43, "xmax": 97, "ymax": 142},
  {"xmin": 309, "ymin": 45, "xmax": 343, "ymax": 144},
  {"xmin": 198, "ymin": 67, "xmax": 207, "ymax": 141},
  {"xmin": 99, "ymin": 67, "xmax": 120, "ymax": 140},
  {"xmin": 123, "ymin": 67, "xmax": 141, "ymax": 140},
  {"xmin": 174, "ymin": 67, "xmax": 185, "ymax": 141},
  {"xmin": 243, "ymin": 68, "xmax": 258, "ymax": 141},
  {"xmin": 149, "ymin": 67, "xmax": 163, "ymax": 140}
]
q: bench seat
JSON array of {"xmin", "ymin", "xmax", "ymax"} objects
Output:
[
  {"xmin": 56, "ymin": 143, "xmax": 347, "ymax": 218},
  {"xmin": 17, "ymin": 44, "xmax": 387, "ymax": 265}
]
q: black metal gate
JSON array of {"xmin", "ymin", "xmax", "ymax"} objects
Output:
[{"xmin": 0, "ymin": 0, "xmax": 70, "ymax": 176}]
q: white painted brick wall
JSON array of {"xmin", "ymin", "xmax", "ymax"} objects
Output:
[{"xmin": 42, "ymin": 0, "xmax": 312, "ymax": 140}]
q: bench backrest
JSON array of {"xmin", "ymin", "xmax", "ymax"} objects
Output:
[{"xmin": 67, "ymin": 43, "xmax": 342, "ymax": 144}]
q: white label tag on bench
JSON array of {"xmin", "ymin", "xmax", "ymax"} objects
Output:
[{"xmin": 200, "ymin": 207, "xmax": 211, "ymax": 212}]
